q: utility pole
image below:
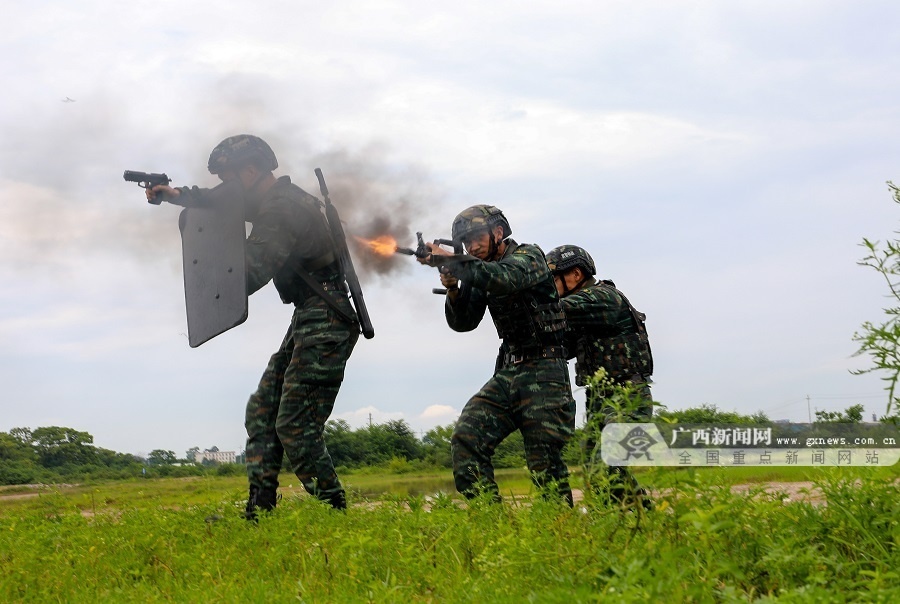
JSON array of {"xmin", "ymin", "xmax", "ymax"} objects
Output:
[
  {"xmin": 368, "ymin": 413, "xmax": 373, "ymax": 428},
  {"xmin": 807, "ymin": 394, "xmax": 812, "ymax": 424}
]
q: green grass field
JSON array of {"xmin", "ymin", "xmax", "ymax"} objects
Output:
[{"xmin": 1, "ymin": 466, "xmax": 898, "ymax": 602}]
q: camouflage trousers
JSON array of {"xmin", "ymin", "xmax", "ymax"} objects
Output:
[
  {"xmin": 451, "ymin": 357, "xmax": 576, "ymax": 505},
  {"xmin": 583, "ymin": 376, "xmax": 652, "ymax": 498},
  {"xmin": 245, "ymin": 295, "xmax": 358, "ymax": 506}
]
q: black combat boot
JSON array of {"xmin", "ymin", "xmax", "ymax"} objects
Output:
[
  {"xmin": 606, "ymin": 467, "xmax": 652, "ymax": 511},
  {"xmin": 244, "ymin": 485, "xmax": 279, "ymax": 521},
  {"xmin": 323, "ymin": 490, "xmax": 347, "ymax": 511}
]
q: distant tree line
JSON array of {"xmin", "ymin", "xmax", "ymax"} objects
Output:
[
  {"xmin": 657, "ymin": 402, "xmax": 874, "ymax": 425},
  {"xmin": 3, "ymin": 404, "xmax": 871, "ymax": 486},
  {"xmin": 0, "ymin": 420, "xmax": 535, "ymax": 486},
  {"xmin": 656, "ymin": 404, "xmax": 771, "ymax": 425},
  {"xmin": 324, "ymin": 419, "xmax": 537, "ymax": 473},
  {"xmin": 0, "ymin": 427, "xmax": 244, "ymax": 486},
  {"xmin": 0, "ymin": 426, "xmax": 143, "ymax": 485}
]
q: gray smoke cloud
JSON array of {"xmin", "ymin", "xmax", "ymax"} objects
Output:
[
  {"xmin": 0, "ymin": 75, "xmax": 447, "ymax": 282},
  {"xmin": 303, "ymin": 147, "xmax": 446, "ymax": 276}
]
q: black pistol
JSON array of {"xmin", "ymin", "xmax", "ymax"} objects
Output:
[{"xmin": 123, "ymin": 170, "xmax": 172, "ymax": 205}]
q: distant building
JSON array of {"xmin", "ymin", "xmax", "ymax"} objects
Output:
[{"xmin": 196, "ymin": 449, "xmax": 236, "ymax": 464}]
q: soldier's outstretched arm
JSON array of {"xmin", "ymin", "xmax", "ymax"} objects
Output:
[
  {"xmin": 146, "ymin": 184, "xmax": 180, "ymax": 204},
  {"xmin": 444, "ymin": 281, "xmax": 486, "ymax": 333}
]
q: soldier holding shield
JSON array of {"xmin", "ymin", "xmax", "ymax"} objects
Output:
[{"xmin": 148, "ymin": 135, "xmax": 359, "ymax": 516}]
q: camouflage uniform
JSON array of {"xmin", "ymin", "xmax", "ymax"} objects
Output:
[
  {"xmin": 179, "ymin": 173, "xmax": 358, "ymax": 511},
  {"xmin": 562, "ymin": 278, "xmax": 653, "ymax": 411},
  {"xmin": 444, "ymin": 236, "xmax": 575, "ymax": 505},
  {"xmin": 548, "ymin": 245, "xmax": 652, "ymax": 503}
]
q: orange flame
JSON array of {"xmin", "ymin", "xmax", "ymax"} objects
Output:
[{"xmin": 356, "ymin": 235, "xmax": 398, "ymax": 257}]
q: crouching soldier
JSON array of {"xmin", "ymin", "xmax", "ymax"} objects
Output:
[{"xmin": 546, "ymin": 245, "xmax": 654, "ymax": 508}]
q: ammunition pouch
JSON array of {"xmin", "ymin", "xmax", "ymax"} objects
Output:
[{"xmin": 491, "ymin": 296, "xmax": 566, "ymax": 351}]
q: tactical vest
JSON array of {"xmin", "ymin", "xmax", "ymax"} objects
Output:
[
  {"xmin": 272, "ymin": 187, "xmax": 342, "ymax": 304},
  {"xmin": 487, "ymin": 245, "xmax": 567, "ymax": 353},
  {"xmin": 574, "ymin": 280, "xmax": 653, "ymax": 386}
]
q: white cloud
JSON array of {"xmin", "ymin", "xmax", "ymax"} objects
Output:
[
  {"xmin": 324, "ymin": 89, "xmax": 752, "ymax": 179},
  {"xmin": 418, "ymin": 405, "xmax": 458, "ymax": 422}
]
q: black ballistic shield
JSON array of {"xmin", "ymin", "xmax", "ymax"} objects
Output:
[
  {"xmin": 314, "ymin": 168, "xmax": 375, "ymax": 339},
  {"xmin": 178, "ymin": 180, "xmax": 248, "ymax": 347}
]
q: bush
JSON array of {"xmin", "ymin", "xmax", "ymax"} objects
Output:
[
  {"xmin": 387, "ymin": 456, "xmax": 413, "ymax": 474},
  {"xmin": 215, "ymin": 463, "xmax": 245, "ymax": 477},
  {"xmin": 0, "ymin": 461, "xmax": 38, "ymax": 485}
]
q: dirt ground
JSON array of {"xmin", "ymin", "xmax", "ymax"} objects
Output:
[
  {"xmin": 726, "ymin": 481, "xmax": 825, "ymax": 505},
  {"xmin": 570, "ymin": 481, "xmax": 826, "ymax": 506},
  {"xmin": 1, "ymin": 482, "xmax": 827, "ymax": 506}
]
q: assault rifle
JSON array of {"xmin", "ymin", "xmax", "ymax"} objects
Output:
[
  {"xmin": 396, "ymin": 233, "xmax": 467, "ymax": 295},
  {"xmin": 395, "ymin": 232, "xmax": 461, "ymax": 258}
]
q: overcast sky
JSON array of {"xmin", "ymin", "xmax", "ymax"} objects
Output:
[{"xmin": 2, "ymin": 1, "xmax": 899, "ymax": 457}]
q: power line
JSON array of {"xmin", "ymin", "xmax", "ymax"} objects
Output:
[
  {"xmin": 756, "ymin": 393, "xmax": 886, "ymax": 417},
  {"xmin": 806, "ymin": 394, "xmax": 885, "ymax": 400}
]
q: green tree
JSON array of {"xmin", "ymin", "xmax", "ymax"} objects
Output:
[
  {"xmin": 147, "ymin": 450, "xmax": 177, "ymax": 466},
  {"xmin": 493, "ymin": 430, "xmax": 526, "ymax": 469},
  {"xmin": 186, "ymin": 447, "xmax": 200, "ymax": 463},
  {"xmin": 31, "ymin": 426, "xmax": 98, "ymax": 468},
  {"xmin": 0, "ymin": 429, "xmax": 39, "ymax": 485},
  {"xmin": 853, "ymin": 181, "xmax": 900, "ymax": 418},
  {"xmin": 325, "ymin": 419, "xmax": 365, "ymax": 467},
  {"xmin": 326, "ymin": 419, "xmax": 425, "ymax": 467},
  {"xmin": 95, "ymin": 447, "xmax": 141, "ymax": 470},
  {"xmin": 0, "ymin": 431, "xmax": 34, "ymax": 463},
  {"xmin": 360, "ymin": 420, "xmax": 423, "ymax": 464},
  {"xmin": 380, "ymin": 420, "xmax": 422, "ymax": 461},
  {"xmin": 422, "ymin": 424, "xmax": 454, "ymax": 468},
  {"xmin": 8, "ymin": 427, "xmax": 33, "ymax": 446},
  {"xmin": 656, "ymin": 404, "xmax": 769, "ymax": 425},
  {"xmin": 815, "ymin": 403, "xmax": 864, "ymax": 424}
]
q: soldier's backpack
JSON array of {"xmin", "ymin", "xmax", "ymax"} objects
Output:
[{"xmin": 598, "ymin": 279, "xmax": 654, "ymax": 377}]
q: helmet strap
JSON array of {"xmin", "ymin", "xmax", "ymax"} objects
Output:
[
  {"xmin": 559, "ymin": 268, "xmax": 589, "ymax": 295},
  {"xmin": 486, "ymin": 226, "xmax": 505, "ymax": 261}
]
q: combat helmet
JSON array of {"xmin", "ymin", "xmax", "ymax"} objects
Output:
[
  {"xmin": 451, "ymin": 204, "xmax": 512, "ymax": 242},
  {"xmin": 208, "ymin": 134, "xmax": 278, "ymax": 175},
  {"xmin": 546, "ymin": 245, "xmax": 597, "ymax": 277}
]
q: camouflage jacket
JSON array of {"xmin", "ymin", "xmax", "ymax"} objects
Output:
[
  {"xmin": 444, "ymin": 240, "xmax": 566, "ymax": 360},
  {"xmin": 561, "ymin": 278, "xmax": 652, "ymax": 385},
  {"xmin": 179, "ymin": 176, "xmax": 340, "ymax": 302}
]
